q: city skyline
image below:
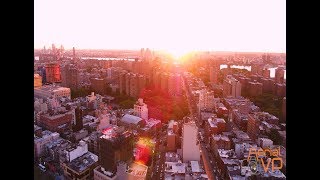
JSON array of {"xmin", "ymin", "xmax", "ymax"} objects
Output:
[{"xmin": 35, "ymin": 0, "xmax": 286, "ymax": 57}]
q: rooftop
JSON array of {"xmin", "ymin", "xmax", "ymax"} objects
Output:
[
  {"xmin": 165, "ymin": 152, "xmax": 181, "ymax": 162},
  {"xmin": 165, "ymin": 161, "xmax": 186, "ymax": 174},
  {"xmin": 100, "ymin": 126, "xmax": 132, "ymax": 141},
  {"xmin": 94, "ymin": 166, "xmax": 116, "ymax": 178},
  {"xmin": 126, "ymin": 162, "xmax": 148, "ymax": 177},
  {"xmin": 35, "ymin": 85, "xmax": 70, "ymax": 92},
  {"xmin": 190, "ymin": 161, "xmax": 201, "ymax": 173},
  {"xmin": 66, "ymin": 152, "xmax": 98, "ymax": 173},
  {"xmin": 213, "ymin": 134, "xmax": 230, "ymax": 142},
  {"xmin": 121, "ymin": 114, "xmax": 143, "ymax": 125}
]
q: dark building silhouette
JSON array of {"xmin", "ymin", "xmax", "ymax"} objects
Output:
[
  {"xmin": 73, "ymin": 106, "xmax": 84, "ymax": 132},
  {"xmin": 99, "ymin": 129, "xmax": 134, "ymax": 172}
]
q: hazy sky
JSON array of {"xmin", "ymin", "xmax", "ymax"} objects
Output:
[{"xmin": 34, "ymin": 0, "xmax": 286, "ymax": 55}]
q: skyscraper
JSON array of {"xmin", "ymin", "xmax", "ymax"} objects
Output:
[
  {"xmin": 223, "ymin": 75, "xmax": 241, "ymax": 98},
  {"xmin": 73, "ymin": 106, "xmax": 84, "ymax": 132},
  {"xmin": 275, "ymin": 67, "xmax": 285, "ymax": 83}
]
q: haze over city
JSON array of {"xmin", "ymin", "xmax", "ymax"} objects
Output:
[
  {"xmin": 34, "ymin": 1, "xmax": 286, "ymax": 179},
  {"xmin": 35, "ymin": 0, "xmax": 286, "ymax": 56}
]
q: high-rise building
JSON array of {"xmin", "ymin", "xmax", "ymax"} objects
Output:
[
  {"xmin": 138, "ymin": 75, "xmax": 147, "ymax": 96},
  {"xmin": 282, "ymin": 97, "xmax": 286, "ymax": 122},
  {"xmin": 247, "ymin": 114, "xmax": 261, "ymax": 140},
  {"xmin": 99, "ymin": 127, "xmax": 133, "ymax": 172},
  {"xmin": 129, "ymin": 74, "xmax": 138, "ymax": 97},
  {"xmin": 262, "ymin": 68, "xmax": 270, "ymax": 78},
  {"xmin": 223, "ymin": 75, "xmax": 241, "ymax": 98},
  {"xmin": 182, "ymin": 121, "xmax": 200, "ymax": 162},
  {"xmin": 119, "ymin": 71, "xmax": 127, "ymax": 95},
  {"xmin": 91, "ymin": 78, "xmax": 107, "ymax": 95},
  {"xmin": 73, "ymin": 106, "xmax": 84, "ymax": 132},
  {"xmin": 275, "ymin": 67, "xmax": 285, "ymax": 84},
  {"xmin": 198, "ymin": 89, "xmax": 215, "ymax": 111},
  {"xmin": 73, "ymin": 47, "xmax": 77, "ymax": 64},
  {"xmin": 45, "ymin": 63, "xmax": 61, "ymax": 83},
  {"xmin": 209, "ymin": 61, "xmax": 220, "ymax": 84},
  {"xmin": 134, "ymin": 98, "xmax": 148, "ymax": 121},
  {"xmin": 274, "ymin": 83, "xmax": 286, "ymax": 97},
  {"xmin": 247, "ymin": 81, "xmax": 263, "ymax": 97},
  {"xmin": 61, "ymin": 64, "xmax": 79, "ymax": 89},
  {"xmin": 125, "ymin": 73, "xmax": 131, "ymax": 96},
  {"xmin": 167, "ymin": 130, "xmax": 177, "ymax": 151}
]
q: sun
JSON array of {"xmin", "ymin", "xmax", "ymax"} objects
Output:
[{"xmin": 169, "ymin": 49, "xmax": 187, "ymax": 60}]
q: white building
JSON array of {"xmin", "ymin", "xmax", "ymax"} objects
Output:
[
  {"xmin": 182, "ymin": 121, "xmax": 200, "ymax": 162},
  {"xmin": 133, "ymin": 99, "xmax": 148, "ymax": 121},
  {"xmin": 34, "ymin": 85, "xmax": 71, "ymax": 99},
  {"xmin": 65, "ymin": 140, "xmax": 88, "ymax": 162}
]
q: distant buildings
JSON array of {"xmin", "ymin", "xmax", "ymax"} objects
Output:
[
  {"xmin": 121, "ymin": 73, "xmax": 147, "ymax": 98},
  {"xmin": 223, "ymin": 75, "xmax": 241, "ymax": 98},
  {"xmin": 61, "ymin": 64, "xmax": 79, "ymax": 89},
  {"xmin": 247, "ymin": 81, "xmax": 263, "ymax": 97},
  {"xmin": 275, "ymin": 67, "xmax": 285, "ymax": 84},
  {"xmin": 209, "ymin": 61, "xmax": 220, "ymax": 84},
  {"xmin": 91, "ymin": 78, "xmax": 107, "ymax": 95},
  {"xmin": 282, "ymin": 97, "xmax": 286, "ymax": 121},
  {"xmin": 182, "ymin": 121, "xmax": 200, "ymax": 162}
]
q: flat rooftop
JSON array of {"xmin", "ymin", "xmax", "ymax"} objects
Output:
[
  {"xmin": 190, "ymin": 161, "xmax": 201, "ymax": 173},
  {"xmin": 127, "ymin": 162, "xmax": 148, "ymax": 177},
  {"xmin": 165, "ymin": 162, "xmax": 186, "ymax": 174},
  {"xmin": 35, "ymin": 85, "xmax": 70, "ymax": 92},
  {"xmin": 66, "ymin": 152, "xmax": 98, "ymax": 173}
]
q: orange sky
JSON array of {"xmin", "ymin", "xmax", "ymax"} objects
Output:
[{"xmin": 34, "ymin": 0, "xmax": 286, "ymax": 56}]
